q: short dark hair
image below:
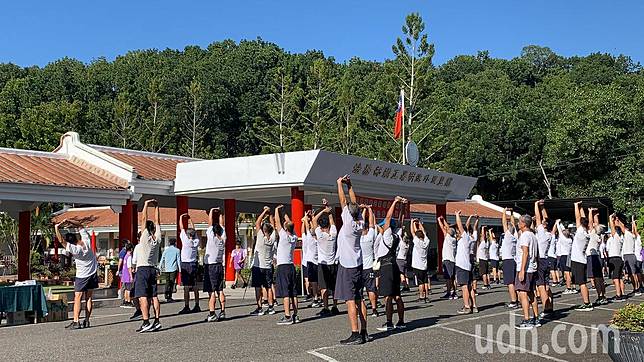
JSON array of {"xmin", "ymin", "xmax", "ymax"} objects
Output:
[
  {"xmin": 318, "ymin": 215, "xmax": 330, "ymax": 229},
  {"xmin": 65, "ymin": 233, "xmax": 77, "ymax": 245},
  {"xmin": 169, "ymin": 238, "xmax": 176, "ymax": 246},
  {"xmin": 580, "ymin": 217, "xmax": 589, "ymax": 230}
]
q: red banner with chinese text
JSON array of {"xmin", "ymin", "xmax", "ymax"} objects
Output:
[{"xmin": 355, "ymin": 195, "xmax": 410, "ymax": 221}]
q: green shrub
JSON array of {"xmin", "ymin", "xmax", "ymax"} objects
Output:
[{"xmin": 611, "ymin": 303, "xmax": 644, "ymax": 333}]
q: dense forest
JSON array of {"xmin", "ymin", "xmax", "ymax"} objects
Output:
[{"xmin": 0, "ymin": 14, "xmax": 642, "ymax": 211}]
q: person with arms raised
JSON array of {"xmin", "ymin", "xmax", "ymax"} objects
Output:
[
  {"xmin": 411, "ymin": 219, "xmax": 431, "ymax": 302},
  {"xmin": 313, "ymin": 202, "xmax": 339, "ymax": 317},
  {"xmin": 250, "ymin": 206, "xmax": 277, "ymax": 316},
  {"xmin": 178, "ymin": 213, "xmax": 201, "ymax": 314},
  {"xmin": 570, "ymin": 201, "xmax": 593, "ymax": 312},
  {"xmin": 514, "ymin": 214, "xmax": 540, "ymax": 329},
  {"xmin": 274, "ymin": 204, "xmax": 299, "ymax": 325},
  {"xmin": 204, "ymin": 208, "xmax": 227, "ymax": 322}
]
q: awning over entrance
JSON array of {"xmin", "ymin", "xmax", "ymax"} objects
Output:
[{"xmin": 174, "ymin": 150, "xmax": 477, "ymax": 204}]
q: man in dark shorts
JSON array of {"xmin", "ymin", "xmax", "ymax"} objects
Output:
[
  {"xmin": 607, "ymin": 215, "xmax": 626, "ymax": 301},
  {"xmin": 453, "ymin": 210, "xmax": 475, "ymax": 314},
  {"xmin": 500, "ymin": 208, "xmax": 518, "ymax": 308},
  {"xmin": 360, "ymin": 206, "xmax": 379, "ymax": 316},
  {"xmin": 515, "ymin": 214, "xmax": 539, "ymax": 330},
  {"xmin": 178, "ymin": 213, "xmax": 201, "ymax": 314},
  {"xmin": 204, "ymin": 208, "xmax": 227, "ymax": 322},
  {"xmin": 534, "ymin": 200, "xmax": 554, "ymax": 316},
  {"xmin": 334, "ymin": 175, "xmax": 368, "ymax": 345},
  {"xmin": 134, "ymin": 199, "xmax": 163, "ymax": 332},
  {"xmin": 376, "ymin": 196, "xmax": 407, "ymax": 332},
  {"xmin": 250, "ymin": 206, "xmax": 276, "ymax": 316},
  {"xmin": 301, "ymin": 211, "xmax": 321, "ymax": 307},
  {"xmin": 438, "ymin": 216, "xmax": 457, "ymax": 300},
  {"xmin": 274, "ymin": 205, "xmax": 299, "ymax": 325},
  {"xmin": 56, "ymin": 219, "xmax": 98, "ymax": 330},
  {"xmin": 570, "ymin": 201, "xmax": 593, "ymax": 312},
  {"xmin": 313, "ymin": 203, "xmax": 339, "ymax": 316}
]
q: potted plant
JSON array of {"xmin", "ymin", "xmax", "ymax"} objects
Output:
[{"xmin": 605, "ymin": 303, "xmax": 644, "ymax": 362}]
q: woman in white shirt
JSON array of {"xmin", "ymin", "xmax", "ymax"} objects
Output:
[
  {"xmin": 488, "ymin": 229, "xmax": 500, "ymax": 285},
  {"xmin": 476, "ymin": 227, "xmax": 490, "ymax": 290},
  {"xmin": 411, "ymin": 219, "xmax": 431, "ymax": 303},
  {"xmin": 608, "ymin": 214, "xmax": 626, "ymax": 301}
]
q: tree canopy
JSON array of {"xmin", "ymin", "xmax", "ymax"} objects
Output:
[{"xmin": 0, "ymin": 17, "xmax": 642, "ymax": 212}]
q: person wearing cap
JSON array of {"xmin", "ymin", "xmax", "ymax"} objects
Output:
[{"xmin": 178, "ymin": 213, "xmax": 201, "ymax": 314}]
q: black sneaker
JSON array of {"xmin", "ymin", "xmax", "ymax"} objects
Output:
[
  {"xmin": 318, "ymin": 308, "xmax": 331, "ymax": 317},
  {"xmin": 598, "ymin": 298, "xmax": 609, "ymax": 306},
  {"xmin": 136, "ymin": 321, "xmax": 153, "ymax": 333},
  {"xmin": 515, "ymin": 319, "xmax": 534, "ymax": 330},
  {"xmin": 262, "ymin": 300, "xmax": 269, "ymax": 308},
  {"xmin": 531, "ymin": 317, "xmax": 542, "ymax": 328},
  {"xmin": 65, "ymin": 321, "xmax": 82, "ymax": 330},
  {"xmin": 360, "ymin": 330, "xmax": 371, "ymax": 343},
  {"xmin": 267, "ymin": 306, "xmax": 276, "ymax": 315},
  {"xmin": 292, "ymin": 315, "xmax": 300, "ymax": 324},
  {"xmin": 440, "ymin": 292, "xmax": 451, "ymax": 299},
  {"xmin": 178, "ymin": 306, "xmax": 191, "ymax": 315},
  {"xmin": 340, "ymin": 332, "xmax": 365, "ymax": 345},
  {"xmin": 191, "ymin": 305, "xmax": 201, "ymax": 313},
  {"xmin": 149, "ymin": 319, "xmax": 162, "ymax": 331},
  {"xmin": 277, "ymin": 315, "xmax": 293, "ymax": 325},
  {"xmin": 505, "ymin": 302, "xmax": 518, "ymax": 309},
  {"xmin": 250, "ymin": 307, "xmax": 263, "ymax": 316},
  {"xmin": 82, "ymin": 319, "xmax": 90, "ymax": 328},
  {"xmin": 395, "ymin": 321, "xmax": 407, "ymax": 329},
  {"xmin": 614, "ymin": 295, "xmax": 625, "ymax": 303},
  {"xmin": 370, "ymin": 309, "xmax": 379, "ymax": 317},
  {"xmin": 331, "ymin": 306, "xmax": 340, "ymax": 315},
  {"xmin": 230, "ymin": 284, "xmax": 236, "ymax": 289},
  {"xmin": 206, "ymin": 313, "xmax": 218, "ymax": 322},
  {"xmin": 129, "ymin": 310, "xmax": 142, "ymax": 320},
  {"xmin": 216, "ymin": 311, "xmax": 226, "ymax": 322},
  {"xmin": 376, "ymin": 322, "xmax": 395, "ymax": 331}
]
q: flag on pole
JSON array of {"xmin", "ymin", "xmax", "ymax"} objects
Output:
[{"xmin": 393, "ymin": 89, "xmax": 404, "ymax": 139}]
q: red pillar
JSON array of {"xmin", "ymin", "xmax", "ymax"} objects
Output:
[
  {"xmin": 224, "ymin": 199, "xmax": 237, "ymax": 283},
  {"xmin": 176, "ymin": 196, "xmax": 189, "ymax": 249},
  {"xmin": 334, "ymin": 207, "xmax": 343, "ymax": 231},
  {"xmin": 18, "ymin": 210, "xmax": 30, "ymax": 281},
  {"xmin": 436, "ymin": 203, "xmax": 447, "ymax": 271},
  {"xmin": 291, "ymin": 187, "xmax": 304, "ymax": 237},
  {"xmin": 91, "ymin": 231, "xmax": 97, "ymax": 254},
  {"xmin": 118, "ymin": 200, "xmax": 138, "ymax": 245}
]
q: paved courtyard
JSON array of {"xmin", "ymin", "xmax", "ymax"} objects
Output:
[{"xmin": 2, "ymin": 281, "xmax": 637, "ymax": 361}]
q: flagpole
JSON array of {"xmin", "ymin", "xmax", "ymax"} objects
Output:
[{"xmin": 401, "ymin": 89, "xmax": 405, "ymax": 165}]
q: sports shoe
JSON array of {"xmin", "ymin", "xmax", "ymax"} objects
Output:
[
  {"xmin": 149, "ymin": 319, "xmax": 162, "ymax": 331},
  {"xmin": 575, "ymin": 303, "xmax": 594, "ymax": 312},
  {"xmin": 472, "ymin": 306, "xmax": 479, "ymax": 313},
  {"xmin": 531, "ymin": 317, "xmax": 542, "ymax": 327},
  {"xmin": 230, "ymin": 284, "xmax": 236, "ymax": 289},
  {"xmin": 562, "ymin": 288, "xmax": 574, "ymax": 295},
  {"xmin": 370, "ymin": 309, "xmax": 379, "ymax": 317},
  {"xmin": 136, "ymin": 321, "xmax": 153, "ymax": 333},
  {"xmin": 292, "ymin": 315, "xmax": 300, "ymax": 324},
  {"xmin": 613, "ymin": 295, "xmax": 625, "ymax": 302},
  {"xmin": 598, "ymin": 298, "xmax": 609, "ymax": 305},
  {"xmin": 267, "ymin": 306, "xmax": 276, "ymax": 315},
  {"xmin": 277, "ymin": 315, "xmax": 293, "ymax": 325},
  {"xmin": 65, "ymin": 321, "xmax": 82, "ymax": 330},
  {"xmin": 457, "ymin": 306, "xmax": 472, "ymax": 315},
  {"xmin": 250, "ymin": 307, "xmax": 263, "ymax": 316},
  {"xmin": 360, "ymin": 330, "xmax": 371, "ymax": 343},
  {"xmin": 178, "ymin": 306, "xmax": 191, "ymax": 315},
  {"xmin": 635, "ymin": 291, "xmax": 642, "ymax": 297},
  {"xmin": 450, "ymin": 293, "xmax": 459, "ymax": 300},
  {"xmin": 505, "ymin": 302, "xmax": 518, "ymax": 309},
  {"xmin": 318, "ymin": 308, "xmax": 331, "ymax": 317},
  {"xmin": 191, "ymin": 305, "xmax": 201, "ymax": 313},
  {"xmin": 262, "ymin": 300, "xmax": 269, "ymax": 308},
  {"xmin": 395, "ymin": 321, "xmax": 407, "ymax": 329},
  {"xmin": 129, "ymin": 309, "xmax": 142, "ymax": 320},
  {"xmin": 305, "ymin": 294, "xmax": 313, "ymax": 302},
  {"xmin": 82, "ymin": 319, "xmax": 90, "ymax": 328},
  {"xmin": 309, "ymin": 300, "xmax": 321, "ymax": 308},
  {"xmin": 206, "ymin": 313, "xmax": 218, "ymax": 322},
  {"xmin": 376, "ymin": 322, "xmax": 395, "ymax": 331},
  {"xmin": 539, "ymin": 310, "xmax": 554, "ymax": 319},
  {"xmin": 331, "ymin": 306, "xmax": 340, "ymax": 315},
  {"xmin": 515, "ymin": 319, "xmax": 534, "ymax": 330},
  {"xmin": 340, "ymin": 332, "xmax": 365, "ymax": 345},
  {"xmin": 216, "ymin": 311, "xmax": 226, "ymax": 322},
  {"xmin": 440, "ymin": 292, "xmax": 451, "ymax": 299}
]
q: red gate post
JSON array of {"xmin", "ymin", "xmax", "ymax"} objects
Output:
[
  {"xmin": 17, "ymin": 211, "xmax": 30, "ymax": 281},
  {"xmin": 224, "ymin": 199, "xmax": 237, "ymax": 283},
  {"xmin": 176, "ymin": 196, "xmax": 189, "ymax": 285},
  {"xmin": 436, "ymin": 203, "xmax": 447, "ymax": 272}
]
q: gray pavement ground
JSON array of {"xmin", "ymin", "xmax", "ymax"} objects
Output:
[{"xmin": 1, "ymin": 280, "xmax": 640, "ymax": 361}]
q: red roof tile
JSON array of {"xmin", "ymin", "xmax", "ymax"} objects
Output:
[
  {"xmin": 91, "ymin": 145, "xmax": 195, "ymax": 181},
  {"xmin": 0, "ymin": 149, "xmax": 126, "ymax": 190},
  {"xmin": 54, "ymin": 207, "xmax": 210, "ymax": 228}
]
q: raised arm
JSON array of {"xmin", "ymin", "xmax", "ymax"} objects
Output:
[
  {"xmin": 509, "ymin": 209, "xmax": 516, "ymax": 230},
  {"xmin": 632, "ymin": 216, "xmax": 639, "ymax": 237},
  {"xmin": 154, "ymin": 203, "xmax": 160, "ymax": 228},
  {"xmin": 346, "ymin": 176, "xmax": 357, "ymax": 204},
  {"xmin": 455, "ymin": 210, "xmax": 464, "ymax": 236},
  {"xmin": 255, "ymin": 206, "xmax": 270, "ymax": 232},
  {"xmin": 587, "ymin": 208, "xmax": 594, "ymax": 230},
  {"xmin": 179, "ymin": 213, "xmax": 188, "ymax": 232},
  {"xmin": 312, "ymin": 207, "xmax": 328, "ymax": 229},
  {"xmin": 208, "ymin": 208, "xmax": 218, "ymax": 228},
  {"xmin": 384, "ymin": 196, "xmax": 402, "ymax": 231},
  {"xmin": 140, "ymin": 199, "xmax": 153, "ymax": 233},
  {"xmin": 574, "ymin": 201, "xmax": 583, "ymax": 228},
  {"xmin": 473, "ymin": 215, "xmax": 480, "ymax": 234},
  {"xmin": 219, "ymin": 212, "xmax": 225, "ymax": 228},
  {"xmin": 301, "ymin": 211, "xmax": 310, "ymax": 236},
  {"xmin": 551, "ymin": 219, "xmax": 559, "ymax": 235},
  {"xmin": 368, "ymin": 205, "xmax": 375, "ymax": 228},
  {"xmin": 534, "ymin": 200, "xmax": 543, "ymax": 226},
  {"xmin": 465, "ymin": 214, "xmax": 472, "ymax": 231},
  {"xmin": 274, "ymin": 205, "xmax": 284, "ymax": 232},
  {"xmin": 337, "ymin": 176, "xmax": 348, "ymax": 208},
  {"xmin": 55, "ymin": 220, "xmax": 67, "ymax": 248},
  {"xmin": 502, "ymin": 208, "xmax": 509, "ymax": 233},
  {"xmin": 398, "ymin": 198, "xmax": 407, "ymax": 227},
  {"xmin": 410, "ymin": 219, "xmax": 418, "ymax": 234}
]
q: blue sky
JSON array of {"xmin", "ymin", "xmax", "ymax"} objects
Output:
[{"xmin": 2, "ymin": 1, "xmax": 643, "ymax": 67}]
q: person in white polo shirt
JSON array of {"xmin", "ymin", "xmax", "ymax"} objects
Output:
[
  {"xmin": 274, "ymin": 204, "xmax": 299, "ymax": 325},
  {"xmin": 454, "ymin": 210, "xmax": 476, "ymax": 314},
  {"xmin": 476, "ymin": 226, "xmax": 490, "ymax": 290},
  {"xmin": 178, "ymin": 213, "xmax": 201, "ymax": 314},
  {"xmin": 360, "ymin": 205, "xmax": 379, "ymax": 317},
  {"xmin": 204, "ymin": 208, "xmax": 226, "ymax": 322},
  {"xmin": 134, "ymin": 199, "xmax": 163, "ymax": 332},
  {"xmin": 555, "ymin": 220, "xmax": 575, "ymax": 294},
  {"xmin": 250, "ymin": 206, "xmax": 277, "ymax": 316},
  {"xmin": 633, "ymin": 218, "xmax": 643, "ymax": 296},
  {"xmin": 55, "ymin": 219, "xmax": 98, "ymax": 330},
  {"xmin": 533, "ymin": 200, "xmax": 554, "ymax": 317},
  {"xmin": 500, "ymin": 208, "xmax": 518, "ymax": 308},
  {"xmin": 302, "ymin": 211, "xmax": 321, "ymax": 308},
  {"xmin": 488, "ymin": 229, "xmax": 500, "ymax": 285},
  {"xmin": 438, "ymin": 216, "xmax": 457, "ymax": 300},
  {"xmin": 411, "ymin": 219, "xmax": 431, "ymax": 303},
  {"xmin": 313, "ymin": 205, "xmax": 339, "ymax": 317},
  {"xmin": 608, "ymin": 213, "xmax": 626, "ymax": 301},
  {"xmin": 571, "ymin": 201, "xmax": 593, "ymax": 312},
  {"xmin": 586, "ymin": 208, "xmax": 607, "ymax": 305},
  {"xmin": 514, "ymin": 214, "xmax": 540, "ymax": 330},
  {"xmin": 618, "ymin": 215, "xmax": 641, "ymax": 295}
]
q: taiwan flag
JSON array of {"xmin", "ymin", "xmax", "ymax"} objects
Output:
[{"xmin": 393, "ymin": 89, "xmax": 404, "ymax": 139}]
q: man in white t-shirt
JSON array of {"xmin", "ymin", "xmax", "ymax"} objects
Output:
[
  {"xmin": 438, "ymin": 216, "xmax": 457, "ymax": 300},
  {"xmin": 571, "ymin": 201, "xmax": 593, "ymax": 312},
  {"xmin": 301, "ymin": 211, "xmax": 321, "ymax": 307},
  {"xmin": 608, "ymin": 214, "xmax": 626, "ymax": 301},
  {"xmin": 633, "ymin": 219, "xmax": 643, "ymax": 296},
  {"xmin": 501, "ymin": 208, "xmax": 519, "ymax": 308},
  {"xmin": 556, "ymin": 220, "xmax": 575, "ymax": 294},
  {"xmin": 454, "ymin": 210, "xmax": 477, "ymax": 314},
  {"xmin": 178, "ymin": 213, "xmax": 201, "ymax": 314},
  {"xmin": 274, "ymin": 205, "xmax": 299, "ymax": 325},
  {"xmin": 55, "ymin": 219, "xmax": 98, "ymax": 330},
  {"xmin": 313, "ymin": 205, "xmax": 339, "ymax": 316},
  {"xmin": 586, "ymin": 208, "xmax": 607, "ymax": 304},
  {"xmin": 250, "ymin": 206, "xmax": 277, "ymax": 316},
  {"xmin": 618, "ymin": 216, "xmax": 641, "ymax": 295},
  {"xmin": 514, "ymin": 214, "xmax": 540, "ymax": 330},
  {"xmin": 533, "ymin": 200, "xmax": 554, "ymax": 316},
  {"xmin": 411, "ymin": 219, "xmax": 431, "ymax": 302},
  {"xmin": 488, "ymin": 229, "xmax": 500, "ymax": 285},
  {"xmin": 204, "ymin": 208, "xmax": 227, "ymax": 322},
  {"xmin": 360, "ymin": 206, "xmax": 379, "ymax": 317}
]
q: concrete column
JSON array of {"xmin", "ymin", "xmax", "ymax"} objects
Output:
[
  {"xmin": 224, "ymin": 199, "xmax": 237, "ymax": 282},
  {"xmin": 18, "ymin": 210, "xmax": 30, "ymax": 281}
]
